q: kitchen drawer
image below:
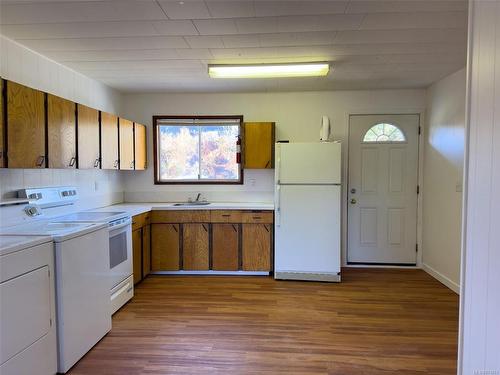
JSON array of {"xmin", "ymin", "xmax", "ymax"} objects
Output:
[
  {"xmin": 132, "ymin": 212, "xmax": 150, "ymax": 231},
  {"xmin": 240, "ymin": 211, "xmax": 274, "ymax": 224},
  {"xmin": 151, "ymin": 210, "xmax": 210, "ymax": 223},
  {"xmin": 210, "ymin": 210, "xmax": 243, "ymax": 223}
]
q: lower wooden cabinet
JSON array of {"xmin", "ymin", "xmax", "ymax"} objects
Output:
[
  {"xmin": 183, "ymin": 223, "xmax": 209, "ymax": 270},
  {"xmin": 212, "ymin": 224, "xmax": 239, "ymax": 271},
  {"xmin": 132, "ymin": 228, "xmax": 143, "ymax": 284},
  {"xmin": 131, "ymin": 212, "xmax": 151, "ymax": 284},
  {"xmin": 242, "ymin": 224, "xmax": 272, "ymax": 271},
  {"xmin": 151, "ymin": 224, "xmax": 180, "ymax": 271}
]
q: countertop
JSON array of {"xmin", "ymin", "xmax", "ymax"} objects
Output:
[{"xmin": 93, "ymin": 202, "xmax": 275, "ymax": 217}]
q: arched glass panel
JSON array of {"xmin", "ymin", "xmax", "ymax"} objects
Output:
[{"xmin": 362, "ymin": 123, "xmax": 406, "ymax": 143}]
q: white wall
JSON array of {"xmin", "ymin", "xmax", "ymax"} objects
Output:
[
  {"xmin": 459, "ymin": 1, "xmax": 500, "ymax": 373},
  {"xmin": 422, "ymin": 68, "xmax": 466, "ymax": 294},
  {"xmin": 0, "ymin": 36, "xmax": 125, "ymax": 220}
]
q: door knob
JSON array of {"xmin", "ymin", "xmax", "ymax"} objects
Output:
[{"xmin": 350, "ymin": 198, "xmax": 357, "ymax": 204}]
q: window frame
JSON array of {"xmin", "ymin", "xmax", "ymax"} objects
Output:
[
  {"xmin": 362, "ymin": 122, "xmax": 407, "ymax": 144},
  {"xmin": 153, "ymin": 115, "xmax": 244, "ymax": 185}
]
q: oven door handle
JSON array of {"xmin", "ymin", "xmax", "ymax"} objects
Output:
[{"xmin": 109, "ymin": 218, "xmax": 132, "ymax": 232}]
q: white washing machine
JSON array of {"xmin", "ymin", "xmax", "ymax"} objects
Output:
[
  {"xmin": 1, "ymin": 219, "xmax": 112, "ymax": 373},
  {"xmin": 0, "ymin": 235, "xmax": 57, "ymax": 375}
]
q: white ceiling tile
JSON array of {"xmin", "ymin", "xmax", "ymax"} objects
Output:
[
  {"xmin": 259, "ymin": 31, "xmax": 336, "ymax": 47},
  {"xmin": 360, "ymin": 11, "xmax": 468, "ymax": 30},
  {"xmin": 276, "ymin": 14, "xmax": 364, "ymax": 33},
  {"xmin": 222, "ymin": 35, "xmax": 260, "ymax": 48},
  {"xmin": 43, "ymin": 49, "xmax": 181, "ymax": 62},
  {"xmin": 175, "ymin": 48, "xmax": 213, "ymax": 59},
  {"xmin": 66, "ymin": 59, "xmax": 204, "ymax": 71},
  {"xmin": 152, "ymin": 20, "xmax": 199, "ymax": 35},
  {"xmin": 193, "ymin": 19, "xmax": 238, "ymax": 35},
  {"xmin": 184, "ymin": 35, "xmax": 225, "ymax": 48},
  {"xmin": 334, "ymin": 29, "xmax": 467, "ymax": 45},
  {"xmin": 0, "ymin": 0, "xmax": 166, "ymax": 24},
  {"xmin": 205, "ymin": 1, "xmax": 255, "ymax": 18},
  {"xmin": 235, "ymin": 17, "xmax": 280, "ymax": 34},
  {"xmin": 1, "ymin": 21, "xmax": 159, "ymax": 39},
  {"xmin": 18, "ymin": 36, "xmax": 189, "ymax": 51},
  {"xmin": 255, "ymin": 1, "xmax": 348, "ymax": 17},
  {"xmin": 210, "ymin": 45, "xmax": 334, "ymax": 59},
  {"xmin": 157, "ymin": 0, "xmax": 211, "ymax": 19},
  {"xmin": 346, "ymin": 0, "xmax": 467, "ymax": 14}
]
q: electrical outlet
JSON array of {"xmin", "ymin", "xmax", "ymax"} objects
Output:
[{"xmin": 249, "ymin": 178, "xmax": 256, "ymax": 187}]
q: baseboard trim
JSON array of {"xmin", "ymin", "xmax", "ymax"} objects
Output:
[
  {"xmin": 150, "ymin": 271, "xmax": 270, "ymax": 276},
  {"xmin": 422, "ymin": 263, "xmax": 460, "ymax": 294}
]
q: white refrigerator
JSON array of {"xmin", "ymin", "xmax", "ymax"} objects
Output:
[{"xmin": 274, "ymin": 142, "xmax": 342, "ymax": 282}]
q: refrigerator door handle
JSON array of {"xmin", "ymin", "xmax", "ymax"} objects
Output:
[{"xmin": 276, "ymin": 185, "xmax": 281, "ymax": 226}]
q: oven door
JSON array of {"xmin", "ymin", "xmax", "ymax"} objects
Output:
[{"xmin": 108, "ymin": 219, "xmax": 132, "ymax": 289}]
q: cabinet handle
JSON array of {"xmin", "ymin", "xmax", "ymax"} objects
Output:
[
  {"xmin": 114, "ymin": 160, "xmax": 119, "ymax": 168},
  {"xmin": 221, "ymin": 214, "xmax": 231, "ymax": 217},
  {"xmin": 202, "ymin": 224, "xmax": 208, "ymax": 232},
  {"xmin": 253, "ymin": 216, "xmax": 262, "ymax": 220},
  {"xmin": 172, "ymin": 224, "xmax": 178, "ymax": 233},
  {"xmin": 264, "ymin": 225, "xmax": 270, "ymax": 233},
  {"xmin": 232, "ymin": 224, "xmax": 237, "ymax": 232},
  {"xmin": 265, "ymin": 160, "xmax": 270, "ymax": 168},
  {"xmin": 69, "ymin": 157, "xmax": 76, "ymax": 167},
  {"xmin": 36, "ymin": 155, "xmax": 45, "ymax": 167},
  {"xmin": 94, "ymin": 158, "xmax": 100, "ymax": 168}
]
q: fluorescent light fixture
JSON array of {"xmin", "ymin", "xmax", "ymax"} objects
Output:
[{"xmin": 208, "ymin": 63, "xmax": 330, "ymax": 79}]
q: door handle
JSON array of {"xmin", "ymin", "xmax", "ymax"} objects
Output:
[
  {"xmin": 130, "ymin": 161, "xmax": 135, "ymax": 169},
  {"xmin": 69, "ymin": 157, "xmax": 76, "ymax": 167},
  {"xmin": 94, "ymin": 158, "xmax": 100, "ymax": 168},
  {"xmin": 114, "ymin": 160, "xmax": 119, "ymax": 168},
  {"xmin": 350, "ymin": 198, "xmax": 357, "ymax": 204}
]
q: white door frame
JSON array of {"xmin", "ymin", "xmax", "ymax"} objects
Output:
[{"xmin": 342, "ymin": 109, "xmax": 425, "ymax": 269}]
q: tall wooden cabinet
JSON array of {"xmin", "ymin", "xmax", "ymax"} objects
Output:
[
  {"xmin": 47, "ymin": 94, "xmax": 76, "ymax": 168},
  {"xmin": 77, "ymin": 104, "xmax": 100, "ymax": 169},
  {"xmin": 0, "ymin": 80, "xmax": 4, "ymax": 168},
  {"xmin": 100, "ymin": 112, "xmax": 119, "ymax": 169},
  {"xmin": 244, "ymin": 122, "xmax": 275, "ymax": 169},
  {"xmin": 134, "ymin": 123, "xmax": 147, "ymax": 170},
  {"xmin": 119, "ymin": 118, "xmax": 134, "ymax": 170},
  {"xmin": 6, "ymin": 81, "xmax": 46, "ymax": 168}
]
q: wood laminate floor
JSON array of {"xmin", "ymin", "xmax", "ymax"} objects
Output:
[{"xmin": 69, "ymin": 269, "xmax": 459, "ymax": 375}]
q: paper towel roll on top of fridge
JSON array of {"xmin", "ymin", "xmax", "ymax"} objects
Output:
[{"xmin": 320, "ymin": 115, "xmax": 330, "ymax": 141}]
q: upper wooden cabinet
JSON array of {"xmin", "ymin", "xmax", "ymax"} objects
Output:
[
  {"xmin": 100, "ymin": 112, "xmax": 119, "ymax": 169},
  {"xmin": 77, "ymin": 104, "xmax": 100, "ymax": 169},
  {"xmin": 47, "ymin": 94, "xmax": 76, "ymax": 169},
  {"xmin": 119, "ymin": 118, "xmax": 134, "ymax": 170},
  {"xmin": 243, "ymin": 122, "xmax": 275, "ymax": 169},
  {"xmin": 0, "ymin": 80, "xmax": 5, "ymax": 168},
  {"xmin": 134, "ymin": 123, "xmax": 147, "ymax": 170},
  {"xmin": 6, "ymin": 81, "xmax": 46, "ymax": 168}
]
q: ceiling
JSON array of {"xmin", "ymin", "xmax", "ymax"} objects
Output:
[{"xmin": 0, "ymin": 0, "xmax": 468, "ymax": 93}]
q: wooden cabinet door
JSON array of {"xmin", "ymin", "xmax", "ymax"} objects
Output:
[
  {"xmin": 119, "ymin": 118, "xmax": 134, "ymax": 170},
  {"xmin": 134, "ymin": 123, "xmax": 147, "ymax": 170},
  {"xmin": 242, "ymin": 224, "xmax": 272, "ymax": 271},
  {"xmin": 77, "ymin": 104, "xmax": 100, "ymax": 169},
  {"xmin": 183, "ymin": 223, "xmax": 209, "ymax": 270},
  {"xmin": 132, "ymin": 228, "xmax": 142, "ymax": 284},
  {"xmin": 100, "ymin": 111, "xmax": 118, "ymax": 169},
  {"xmin": 212, "ymin": 224, "xmax": 239, "ymax": 271},
  {"xmin": 7, "ymin": 81, "xmax": 46, "ymax": 168},
  {"xmin": 0, "ymin": 80, "xmax": 4, "ymax": 168},
  {"xmin": 142, "ymin": 224, "xmax": 151, "ymax": 277},
  {"xmin": 244, "ymin": 122, "xmax": 275, "ymax": 169},
  {"xmin": 151, "ymin": 224, "xmax": 180, "ymax": 271},
  {"xmin": 47, "ymin": 94, "xmax": 76, "ymax": 168}
]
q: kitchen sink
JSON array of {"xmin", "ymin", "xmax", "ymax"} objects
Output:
[{"xmin": 173, "ymin": 202, "xmax": 211, "ymax": 206}]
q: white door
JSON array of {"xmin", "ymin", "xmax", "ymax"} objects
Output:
[
  {"xmin": 275, "ymin": 185, "xmax": 341, "ymax": 274},
  {"xmin": 347, "ymin": 114, "xmax": 419, "ymax": 264},
  {"xmin": 276, "ymin": 142, "xmax": 341, "ymax": 184}
]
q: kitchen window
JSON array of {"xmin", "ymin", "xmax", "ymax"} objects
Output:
[{"xmin": 153, "ymin": 116, "xmax": 243, "ymax": 184}]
